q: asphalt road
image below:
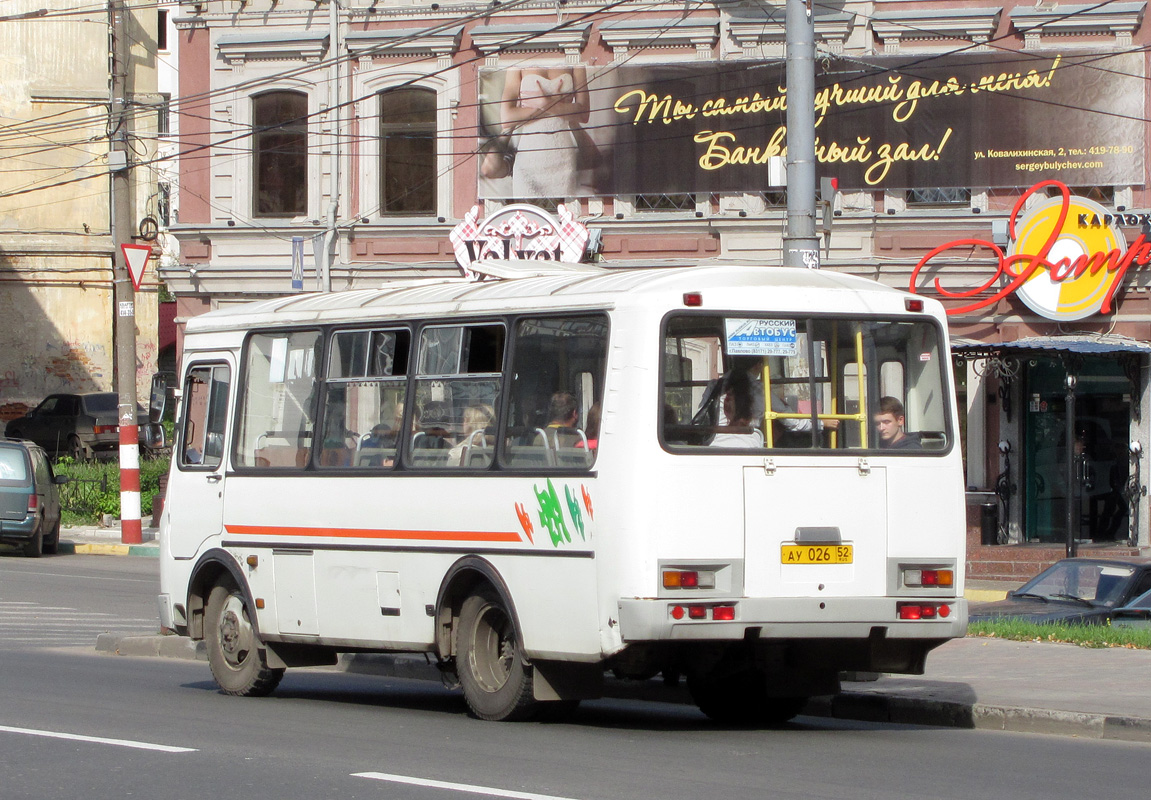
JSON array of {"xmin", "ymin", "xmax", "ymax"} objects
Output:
[{"xmin": 3, "ymin": 554, "xmax": 1151, "ymax": 800}]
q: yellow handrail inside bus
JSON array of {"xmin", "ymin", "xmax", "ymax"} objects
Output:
[
  {"xmin": 855, "ymin": 326, "xmax": 867, "ymax": 448},
  {"xmin": 761, "ymin": 360, "xmax": 774, "ymax": 448}
]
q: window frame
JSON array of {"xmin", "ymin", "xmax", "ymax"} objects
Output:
[
  {"xmin": 178, "ymin": 362, "xmax": 232, "ymax": 472},
  {"xmin": 232, "ymin": 327, "xmax": 323, "ymax": 471},
  {"xmin": 316, "ymin": 325, "xmax": 413, "ymax": 471},
  {"xmin": 658, "ymin": 310, "xmax": 954, "ymax": 457},
  {"xmin": 230, "ymin": 312, "xmax": 611, "ymax": 475},
  {"xmin": 251, "ymin": 89, "xmax": 310, "ymax": 219},
  {"xmin": 378, "ymin": 86, "xmax": 438, "ymax": 216}
]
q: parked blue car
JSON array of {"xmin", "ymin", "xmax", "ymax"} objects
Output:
[{"xmin": 0, "ymin": 439, "xmax": 68, "ymax": 557}]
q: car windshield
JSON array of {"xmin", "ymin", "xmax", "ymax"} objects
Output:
[
  {"xmin": 1016, "ymin": 561, "xmax": 1135, "ymax": 607},
  {"xmin": 82, "ymin": 394, "xmax": 119, "ymax": 414},
  {"xmin": 0, "ymin": 446, "xmax": 28, "ymax": 482}
]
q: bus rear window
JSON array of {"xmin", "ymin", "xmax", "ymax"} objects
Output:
[{"xmin": 662, "ymin": 315, "xmax": 950, "ymax": 454}]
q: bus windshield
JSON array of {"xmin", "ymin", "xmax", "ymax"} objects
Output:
[{"xmin": 662, "ymin": 314, "xmax": 951, "ymax": 453}]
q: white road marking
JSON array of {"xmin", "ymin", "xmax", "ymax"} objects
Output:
[
  {"xmin": 0, "ymin": 725, "xmax": 196, "ymax": 753},
  {"xmin": 353, "ymin": 773, "xmax": 583, "ymax": 800}
]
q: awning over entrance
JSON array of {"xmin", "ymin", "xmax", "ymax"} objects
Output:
[{"xmin": 952, "ymin": 334, "xmax": 1151, "ymax": 359}]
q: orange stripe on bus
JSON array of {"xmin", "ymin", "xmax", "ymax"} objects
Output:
[{"xmin": 224, "ymin": 524, "xmax": 522, "ymax": 543}]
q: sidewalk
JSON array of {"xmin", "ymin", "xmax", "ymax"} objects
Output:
[{"xmin": 76, "ymin": 526, "xmax": 1151, "ymax": 741}]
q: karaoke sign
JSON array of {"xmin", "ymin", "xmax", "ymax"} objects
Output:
[{"xmin": 910, "ymin": 180, "xmax": 1151, "ymax": 321}]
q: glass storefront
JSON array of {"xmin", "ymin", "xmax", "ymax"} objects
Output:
[{"xmin": 1023, "ymin": 358, "xmax": 1132, "ymax": 544}]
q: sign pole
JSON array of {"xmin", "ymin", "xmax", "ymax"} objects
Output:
[
  {"xmin": 110, "ymin": 0, "xmax": 141, "ymax": 545},
  {"xmin": 783, "ymin": 0, "xmax": 819, "ymax": 269}
]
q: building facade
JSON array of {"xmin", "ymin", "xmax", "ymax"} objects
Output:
[
  {"xmin": 162, "ymin": 0, "xmax": 1151, "ymax": 560},
  {"xmin": 0, "ymin": 1, "xmax": 164, "ymax": 420}
]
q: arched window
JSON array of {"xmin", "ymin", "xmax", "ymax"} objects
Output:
[
  {"xmin": 379, "ymin": 88, "xmax": 436, "ymax": 215},
  {"xmin": 253, "ymin": 91, "xmax": 308, "ymax": 217}
]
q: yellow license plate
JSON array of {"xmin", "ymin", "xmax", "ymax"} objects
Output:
[{"xmin": 781, "ymin": 544, "xmax": 853, "ymax": 564}]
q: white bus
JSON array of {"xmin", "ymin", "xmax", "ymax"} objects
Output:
[{"xmin": 158, "ymin": 263, "xmax": 966, "ymax": 723}]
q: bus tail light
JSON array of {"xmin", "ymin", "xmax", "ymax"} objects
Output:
[
  {"xmin": 905, "ymin": 298, "xmax": 924, "ymax": 312},
  {"xmin": 897, "ymin": 602, "xmax": 952, "ymax": 620},
  {"xmin": 670, "ymin": 603, "xmax": 737, "ymax": 621},
  {"xmin": 711, "ymin": 605, "xmax": 736, "ymax": 621},
  {"xmin": 663, "ymin": 569, "xmax": 716, "ymax": 589},
  {"xmin": 903, "ymin": 568, "xmax": 953, "ymax": 588},
  {"xmin": 683, "ymin": 292, "xmax": 703, "ymax": 307}
]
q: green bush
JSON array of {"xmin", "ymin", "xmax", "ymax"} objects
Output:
[{"xmin": 56, "ymin": 455, "xmax": 170, "ymax": 526}]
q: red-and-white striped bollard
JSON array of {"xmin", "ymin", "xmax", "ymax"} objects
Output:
[{"xmin": 119, "ymin": 418, "xmax": 142, "ymax": 545}]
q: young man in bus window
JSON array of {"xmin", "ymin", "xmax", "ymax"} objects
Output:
[{"xmin": 874, "ymin": 396, "xmax": 918, "ymax": 449}]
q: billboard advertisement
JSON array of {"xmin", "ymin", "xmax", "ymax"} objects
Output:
[{"xmin": 476, "ymin": 52, "xmax": 1144, "ymax": 199}]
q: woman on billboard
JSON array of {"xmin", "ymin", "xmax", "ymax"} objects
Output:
[{"xmin": 481, "ymin": 66, "xmax": 597, "ymax": 198}]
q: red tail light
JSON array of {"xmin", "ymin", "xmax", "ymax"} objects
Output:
[
  {"xmin": 711, "ymin": 605, "xmax": 736, "ymax": 621},
  {"xmin": 27, "ymin": 493, "xmax": 38, "ymax": 512},
  {"xmin": 94, "ymin": 424, "xmax": 118, "ymax": 434},
  {"xmin": 898, "ymin": 602, "xmax": 952, "ymax": 620}
]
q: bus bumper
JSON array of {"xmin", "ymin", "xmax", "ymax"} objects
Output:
[{"xmin": 617, "ymin": 596, "xmax": 968, "ymax": 643}]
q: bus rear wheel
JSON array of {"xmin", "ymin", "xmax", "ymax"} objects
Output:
[
  {"xmin": 688, "ymin": 668, "xmax": 807, "ymax": 726},
  {"xmin": 457, "ymin": 586, "xmax": 536, "ymax": 721},
  {"xmin": 205, "ymin": 579, "xmax": 283, "ymax": 697}
]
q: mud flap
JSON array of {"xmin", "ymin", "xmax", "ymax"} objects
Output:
[{"xmin": 532, "ymin": 660, "xmax": 604, "ymax": 701}]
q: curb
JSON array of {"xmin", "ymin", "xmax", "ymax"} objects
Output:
[
  {"xmin": 93, "ymin": 635, "xmax": 1151, "ymax": 740},
  {"xmin": 58, "ymin": 540, "xmax": 159, "ymax": 557},
  {"xmin": 95, "ymin": 633, "xmax": 206, "ymax": 660}
]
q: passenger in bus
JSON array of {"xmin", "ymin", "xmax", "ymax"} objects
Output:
[
  {"xmin": 414, "ymin": 401, "xmax": 453, "ymax": 449},
  {"xmin": 546, "ymin": 391, "xmax": 579, "ymax": 430},
  {"xmin": 448, "ymin": 404, "xmax": 495, "ymax": 466},
  {"xmin": 710, "ymin": 371, "xmax": 764, "ymax": 449},
  {"xmin": 874, "ymin": 396, "xmax": 920, "ymax": 449},
  {"xmin": 717, "ymin": 361, "xmax": 838, "ymax": 446},
  {"xmin": 575, "ymin": 402, "xmax": 601, "ymax": 453}
]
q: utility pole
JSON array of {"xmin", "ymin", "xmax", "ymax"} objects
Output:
[
  {"xmin": 109, "ymin": 0, "xmax": 142, "ymax": 545},
  {"xmin": 319, "ymin": 0, "xmax": 340, "ymax": 293},
  {"xmin": 783, "ymin": 0, "xmax": 819, "ymax": 269}
]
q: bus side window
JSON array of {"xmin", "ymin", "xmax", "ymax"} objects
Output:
[
  {"xmin": 180, "ymin": 364, "xmax": 230, "ymax": 469},
  {"xmin": 406, "ymin": 324, "xmax": 503, "ymax": 471},
  {"xmin": 235, "ymin": 330, "xmax": 321, "ymax": 469},
  {"xmin": 500, "ymin": 315, "xmax": 608, "ymax": 470},
  {"xmin": 319, "ymin": 328, "xmax": 410, "ymax": 470}
]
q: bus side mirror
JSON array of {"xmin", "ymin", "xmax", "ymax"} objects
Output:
[{"xmin": 149, "ymin": 373, "xmax": 168, "ymax": 424}]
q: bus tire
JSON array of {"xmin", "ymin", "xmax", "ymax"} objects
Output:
[
  {"xmin": 688, "ymin": 668, "xmax": 806, "ymax": 726},
  {"xmin": 205, "ymin": 579, "xmax": 284, "ymax": 697},
  {"xmin": 457, "ymin": 586, "xmax": 536, "ymax": 721}
]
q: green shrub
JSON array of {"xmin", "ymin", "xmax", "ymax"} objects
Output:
[{"xmin": 56, "ymin": 455, "xmax": 170, "ymax": 526}]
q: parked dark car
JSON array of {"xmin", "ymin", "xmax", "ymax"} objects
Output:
[
  {"xmin": 969, "ymin": 557, "xmax": 1151, "ymax": 625},
  {"xmin": 5, "ymin": 392, "xmax": 164, "ymax": 460},
  {"xmin": 0, "ymin": 439, "xmax": 67, "ymax": 557}
]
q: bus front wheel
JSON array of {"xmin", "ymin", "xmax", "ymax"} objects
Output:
[
  {"xmin": 205, "ymin": 580, "xmax": 284, "ymax": 697},
  {"xmin": 457, "ymin": 586, "xmax": 536, "ymax": 721}
]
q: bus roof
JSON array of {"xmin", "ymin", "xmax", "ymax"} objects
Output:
[{"xmin": 184, "ymin": 262, "xmax": 925, "ymax": 334}]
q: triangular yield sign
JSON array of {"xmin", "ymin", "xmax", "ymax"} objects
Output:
[{"xmin": 121, "ymin": 243, "xmax": 151, "ymax": 291}]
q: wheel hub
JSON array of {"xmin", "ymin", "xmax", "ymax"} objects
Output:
[{"xmin": 217, "ymin": 596, "xmax": 252, "ymax": 668}]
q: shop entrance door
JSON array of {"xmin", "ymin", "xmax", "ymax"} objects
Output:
[{"xmin": 1024, "ymin": 358, "xmax": 1130, "ymax": 544}]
